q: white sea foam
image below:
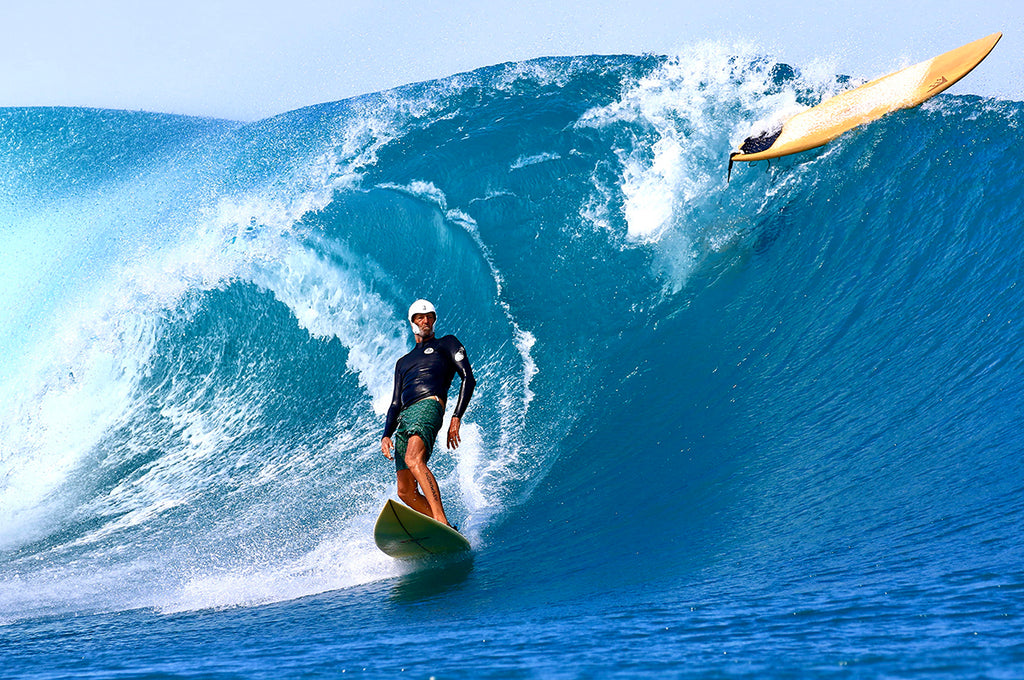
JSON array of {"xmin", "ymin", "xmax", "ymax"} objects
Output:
[
  {"xmin": 511, "ymin": 152, "xmax": 562, "ymax": 170},
  {"xmin": 0, "ymin": 311, "xmax": 161, "ymax": 550},
  {"xmin": 156, "ymin": 516, "xmax": 396, "ymax": 614},
  {"xmin": 575, "ymin": 42, "xmax": 855, "ymax": 290},
  {"xmin": 579, "ymin": 42, "xmax": 766, "ymax": 241}
]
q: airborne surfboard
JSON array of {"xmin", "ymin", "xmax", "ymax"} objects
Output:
[
  {"xmin": 729, "ymin": 32, "xmax": 1002, "ymax": 176},
  {"xmin": 373, "ymin": 499, "xmax": 471, "ymax": 559}
]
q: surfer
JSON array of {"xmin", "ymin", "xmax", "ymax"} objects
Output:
[{"xmin": 380, "ymin": 299, "xmax": 476, "ymax": 527}]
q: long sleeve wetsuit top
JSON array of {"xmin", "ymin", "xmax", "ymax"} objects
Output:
[{"xmin": 382, "ymin": 334, "xmax": 476, "ymax": 439}]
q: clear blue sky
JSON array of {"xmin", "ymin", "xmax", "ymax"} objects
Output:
[{"xmin": 2, "ymin": 0, "xmax": 1020, "ymax": 121}]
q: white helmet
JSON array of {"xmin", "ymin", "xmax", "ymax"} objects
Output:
[
  {"xmin": 408, "ymin": 299, "xmax": 436, "ymax": 334},
  {"xmin": 408, "ymin": 299, "xmax": 436, "ymax": 322}
]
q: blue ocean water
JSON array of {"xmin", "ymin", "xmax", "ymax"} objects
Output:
[{"xmin": 2, "ymin": 46, "xmax": 1024, "ymax": 678}]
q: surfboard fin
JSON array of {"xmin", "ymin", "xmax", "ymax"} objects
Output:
[{"xmin": 728, "ymin": 154, "xmax": 774, "ymax": 184}]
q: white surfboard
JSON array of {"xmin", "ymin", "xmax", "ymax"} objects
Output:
[{"xmin": 373, "ymin": 499, "xmax": 471, "ymax": 559}]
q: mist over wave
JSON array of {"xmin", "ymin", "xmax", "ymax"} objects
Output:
[{"xmin": 1, "ymin": 43, "xmax": 1023, "ymax": 628}]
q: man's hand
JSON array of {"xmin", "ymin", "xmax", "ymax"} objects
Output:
[
  {"xmin": 381, "ymin": 436, "xmax": 394, "ymax": 460},
  {"xmin": 447, "ymin": 417, "xmax": 462, "ymax": 449}
]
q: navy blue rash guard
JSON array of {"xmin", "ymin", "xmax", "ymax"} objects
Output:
[{"xmin": 382, "ymin": 334, "xmax": 476, "ymax": 440}]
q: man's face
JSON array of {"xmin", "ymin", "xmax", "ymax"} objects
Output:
[{"xmin": 412, "ymin": 312, "xmax": 436, "ymax": 338}]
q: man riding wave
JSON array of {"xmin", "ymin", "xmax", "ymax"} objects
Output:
[{"xmin": 380, "ymin": 300, "xmax": 475, "ymax": 527}]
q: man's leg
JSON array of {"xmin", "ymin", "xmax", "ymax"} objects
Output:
[
  {"xmin": 396, "ymin": 469, "xmax": 431, "ymax": 516},
  {"xmin": 404, "ymin": 434, "xmax": 450, "ymax": 526}
]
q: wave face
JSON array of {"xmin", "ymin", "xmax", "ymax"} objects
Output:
[{"xmin": 2, "ymin": 45, "xmax": 1024, "ymax": 647}]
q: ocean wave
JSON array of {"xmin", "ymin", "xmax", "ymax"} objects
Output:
[{"xmin": 2, "ymin": 49, "xmax": 1022, "ymax": 621}]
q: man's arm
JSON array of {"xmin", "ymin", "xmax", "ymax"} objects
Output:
[
  {"xmin": 448, "ymin": 338, "xmax": 476, "ymax": 419},
  {"xmin": 446, "ymin": 337, "xmax": 475, "ymax": 449},
  {"xmin": 381, "ymin": 360, "xmax": 403, "ymax": 458}
]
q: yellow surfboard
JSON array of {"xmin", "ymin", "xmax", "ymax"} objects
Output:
[
  {"xmin": 373, "ymin": 499, "xmax": 471, "ymax": 559},
  {"xmin": 729, "ymin": 32, "xmax": 1001, "ymax": 172}
]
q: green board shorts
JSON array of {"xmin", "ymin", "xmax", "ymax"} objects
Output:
[{"xmin": 393, "ymin": 397, "xmax": 445, "ymax": 472}]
